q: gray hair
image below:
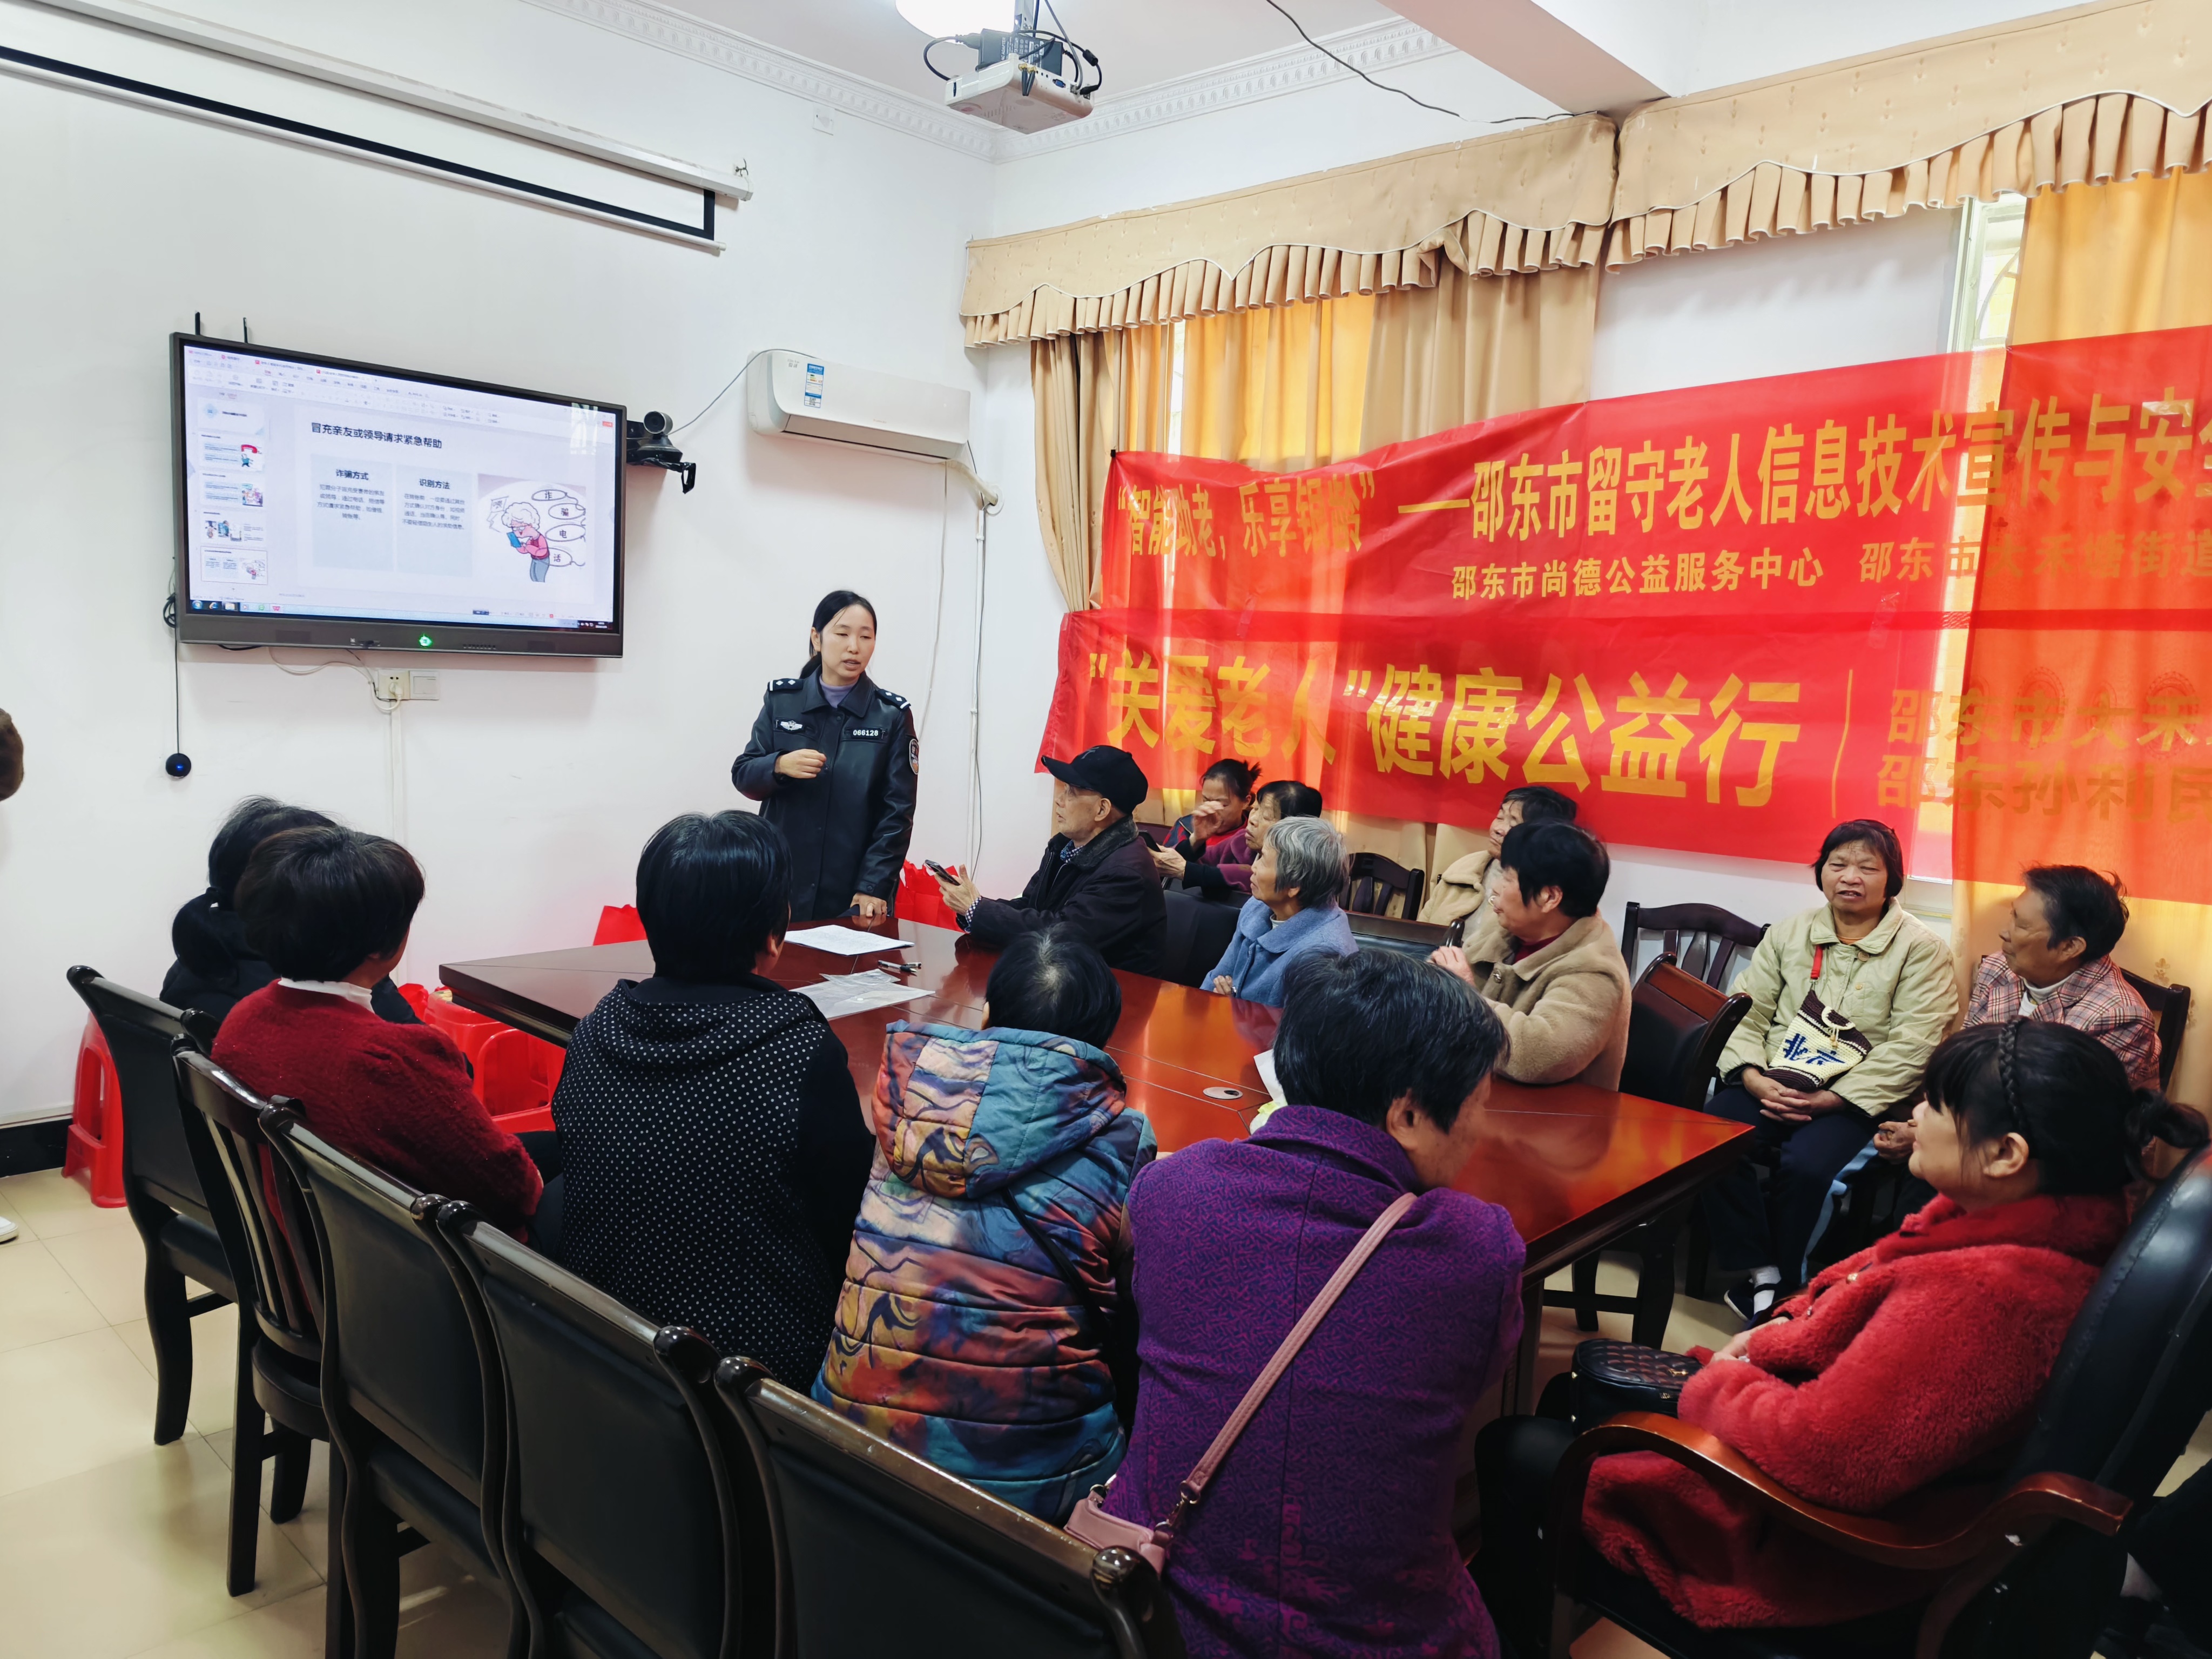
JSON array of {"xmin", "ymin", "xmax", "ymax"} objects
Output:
[{"xmin": 1266, "ymin": 815, "xmax": 1348, "ymax": 911}]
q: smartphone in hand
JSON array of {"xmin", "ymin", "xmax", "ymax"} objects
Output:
[{"xmin": 923, "ymin": 859, "xmax": 956, "ymax": 881}]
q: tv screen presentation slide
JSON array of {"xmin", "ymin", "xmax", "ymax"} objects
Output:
[{"xmin": 178, "ymin": 342, "xmax": 622, "ymax": 645}]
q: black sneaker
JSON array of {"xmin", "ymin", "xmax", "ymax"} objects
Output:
[{"xmin": 1725, "ymin": 1279, "xmax": 1781, "ymax": 1325}]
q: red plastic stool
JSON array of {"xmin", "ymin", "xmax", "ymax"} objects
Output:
[
  {"xmin": 594, "ymin": 905, "xmax": 646, "ymax": 945},
  {"xmin": 64, "ymin": 1016, "xmax": 127, "ymax": 1208},
  {"xmin": 480, "ymin": 1027, "xmax": 564, "ymax": 1135},
  {"xmin": 396, "ymin": 981, "xmax": 433, "ymax": 1020},
  {"xmin": 421, "ymin": 991, "xmax": 504, "ymax": 1082},
  {"xmin": 900, "ymin": 861, "xmax": 960, "ymax": 929}
]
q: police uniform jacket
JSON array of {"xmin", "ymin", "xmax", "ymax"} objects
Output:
[{"xmin": 733, "ymin": 672, "xmax": 917, "ymax": 922}]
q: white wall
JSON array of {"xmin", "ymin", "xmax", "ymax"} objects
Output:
[
  {"xmin": 1587, "ymin": 206, "xmax": 1965, "ymax": 944},
  {"xmin": 0, "ymin": 0, "xmax": 993, "ymax": 1123},
  {"xmin": 990, "ymin": 51, "xmax": 1561, "ymax": 237}
]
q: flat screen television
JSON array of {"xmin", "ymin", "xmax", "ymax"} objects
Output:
[{"xmin": 171, "ymin": 334, "xmax": 625, "ymax": 656}]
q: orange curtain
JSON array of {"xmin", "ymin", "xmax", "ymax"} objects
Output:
[{"xmin": 1954, "ymin": 168, "xmax": 2212, "ymax": 1110}]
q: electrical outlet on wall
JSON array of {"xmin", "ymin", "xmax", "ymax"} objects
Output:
[{"xmin": 375, "ymin": 670, "xmax": 408, "ymax": 702}]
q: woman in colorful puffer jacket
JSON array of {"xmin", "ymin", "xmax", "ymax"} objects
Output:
[{"xmin": 813, "ymin": 927, "xmax": 1154, "ymax": 1521}]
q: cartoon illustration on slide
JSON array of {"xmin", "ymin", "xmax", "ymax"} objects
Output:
[
  {"xmin": 503, "ymin": 502, "xmax": 552, "ymax": 581},
  {"xmin": 482, "ymin": 483, "xmax": 589, "ymax": 584}
]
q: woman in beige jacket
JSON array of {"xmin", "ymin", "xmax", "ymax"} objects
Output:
[
  {"xmin": 1418, "ymin": 784, "xmax": 1579, "ymax": 933},
  {"xmin": 1706, "ymin": 818, "xmax": 1959, "ymax": 1321},
  {"xmin": 1431, "ymin": 820, "xmax": 1631, "ymax": 1089}
]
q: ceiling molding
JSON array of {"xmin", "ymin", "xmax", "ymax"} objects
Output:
[
  {"xmin": 517, "ymin": 0, "xmax": 997, "ymax": 158},
  {"xmin": 1000, "ymin": 19, "xmax": 1462, "ymax": 159},
  {"xmin": 519, "ymin": 0, "xmax": 1467, "ymax": 163}
]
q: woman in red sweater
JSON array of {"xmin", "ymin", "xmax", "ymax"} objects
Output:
[
  {"xmin": 1474, "ymin": 1020, "xmax": 2204, "ymax": 1650},
  {"xmin": 211, "ymin": 825, "xmax": 542, "ymax": 1235}
]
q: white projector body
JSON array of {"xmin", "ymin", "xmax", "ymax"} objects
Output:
[
  {"xmin": 945, "ymin": 56, "xmax": 1093, "ymax": 133},
  {"xmin": 746, "ymin": 354, "xmax": 970, "ymax": 461}
]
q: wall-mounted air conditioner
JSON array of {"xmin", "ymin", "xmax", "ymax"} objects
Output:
[{"xmin": 746, "ymin": 353, "xmax": 969, "ymax": 460}]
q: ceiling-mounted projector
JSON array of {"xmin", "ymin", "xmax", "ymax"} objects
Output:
[
  {"xmin": 907, "ymin": 1, "xmax": 1100, "ymax": 135},
  {"xmin": 946, "ymin": 54, "xmax": 1092, "ymax": 133}
]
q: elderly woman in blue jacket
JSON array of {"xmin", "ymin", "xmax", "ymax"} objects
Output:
[{"xmin": 1206, "ymin": 814, "xmax": 1358, "ymax": 1006}]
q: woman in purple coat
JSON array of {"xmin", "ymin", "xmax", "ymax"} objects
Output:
[{"xmin": 1102, "ymin": 950, "xmax": 1526, "ymax": 1659}]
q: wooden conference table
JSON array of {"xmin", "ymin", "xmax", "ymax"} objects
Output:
[{"xmin": 443, "ymin": 919, "xmax": 1751, "ymax": 1408}]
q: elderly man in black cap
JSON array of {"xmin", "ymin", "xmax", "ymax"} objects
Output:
[{"xmin": 932, "ymin": 745, "xmax": 1166, "ymax": 976}]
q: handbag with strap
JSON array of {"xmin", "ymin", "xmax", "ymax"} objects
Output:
[
  {"xmin": 1063, "ymin": 1189, "xmax": 1419, "ymax": 1573},
  {"xmin": 1567, "ymin": 1339, "xmax": 1699, "ymax": 1432},
  {"xmin": 1764, "ymin": 943, "xmax": 1876, "ymax": 1093}
]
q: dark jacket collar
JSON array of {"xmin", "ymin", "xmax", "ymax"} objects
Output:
[
  {"xmin": 624, "ymin": 972, "xmax": 784, "ymax": 1004},
  {"xmin": 1247, "ymin": 1102, "xmax": 1419, "ymax": 1193},
  {"xmin": 800, "ymin": 671, "xmax": 878, "ymax": 717},
  {"xmin": 1049, "ymin": 813, "xmax": 1141, "ymax": 876}
]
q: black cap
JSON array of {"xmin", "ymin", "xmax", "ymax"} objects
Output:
[{"xmin": 1041, "ymin": 745, "xmax": 1149, "ymax": 815}]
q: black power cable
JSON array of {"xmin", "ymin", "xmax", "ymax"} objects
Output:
[
  {"xmin": 1258, "ymin": 0, "xmax": 1465, "ymax": 120},
  {"xmin": 161, "ymin": 590, "xmax": 191, "ymax": 778}
]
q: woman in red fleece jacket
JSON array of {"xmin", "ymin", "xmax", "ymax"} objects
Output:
[
  {"xmin": 1474, "ymin": 1020, "xmax": 2204, "ymax": 1649},
  {"xmin": 211, "ymin": 825, "xmax": 542, "ymax": 1235}
]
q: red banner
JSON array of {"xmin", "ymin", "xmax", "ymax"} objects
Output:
[
  {"xmin": 1042, "ymin": 354, "xmax": 1980, "ymax": 865},
  {"xmin": 1958, "ymin": 322, "xmax": 2212, "ymax": 904}
]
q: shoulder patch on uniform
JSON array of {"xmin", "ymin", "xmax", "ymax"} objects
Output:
[
  {"xmin": 876, "ymin": 689, "xmax": 909, "ymax": 708},
  {"xmin": 768, "ymin": 677, "xmax": 801, "ymax": 691}
]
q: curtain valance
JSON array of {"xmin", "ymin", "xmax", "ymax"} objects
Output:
[
  {"xmin": 1608, "ymin": 0, "xmax": 2212, "ymax": 266},
  {"xmin": 963, "ymin": 114, "xmax": 1615, "ymax": 345}
]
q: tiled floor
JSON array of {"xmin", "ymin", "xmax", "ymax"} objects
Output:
[
  {"xmin": 0, "ymin": 1169, "xmax": 509, "ymax": 1658},
  {"xmin": 4, "ymin": 1164, "xmax": 2202, "ymax": 1658}
]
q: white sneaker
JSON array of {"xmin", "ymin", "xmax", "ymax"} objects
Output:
[{"xmin": 0, "ymin": 1215, "xmax": 18, "ymax": 1245}]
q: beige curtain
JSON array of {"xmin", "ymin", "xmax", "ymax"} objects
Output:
[
  {"xmin": 1030, "ymin": 333, "xmax": 1118, "ymax": 610},
  {"xmin": 967, "ymin": 117, "xmax": 1616, "ymax": 346},
  {"xmin": 1360, "ymin": 262, "xmax": 1598, "ymax": 451},
  {"xmin": 1608, "ymin": 1, "xmax": 2212, "ymax": 268}
]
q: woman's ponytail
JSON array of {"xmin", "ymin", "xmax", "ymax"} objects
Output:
[
  {"xmin": 173, "ymin": 797, "xmax": 339, "ymax": 982},
  {"xmin": 2123, "ymin": 1090, "xmax": 2210, "ymax": 1183},
  {"xmin": 170, "ymin": 887, "xmax": 236, "ymax": 981}
]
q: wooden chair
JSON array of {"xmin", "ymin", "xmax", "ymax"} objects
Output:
[
  {"xmin": 714, "ymin": 1361, "xmax": 1179, "ymax": 1659},
  {"xmin": 434, "ymin": 1207, "xmax": 774, "ymax": 1659},
  {"xmin": 1346, "ymin": 911, "xmax": 1459, "ymax": 960},
  {"xmin": 171, "ymin": 1047, "xmax": 347, "ymax": 1650},
  {"xmin": 1542, "ymin": 1144, "xmax": 2212, "ymax": 1659},
  {"xmin": 2121, "ymin": 968, "xmax": 2191, "ymax": 1091},
  {"xmin": 1618, "ymin": 902, "xmax": 1766, "ymax": 991},
  {"xmin": 1346, "ymin": 852, "xmax": 1423, "ymax": 920},
  {"xmin": 1547, "ymin": 961, "xmax": 1752, "ymax": 1347},
  {"xmin": 265, "ymin": 1124, "xmax": 520, "ymax": 1659},
  {"xmin": 65, "ymin": 967, "xmax": 228, "ymax": 1445}
]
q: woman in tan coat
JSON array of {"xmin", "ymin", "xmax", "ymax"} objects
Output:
[
  {"xmin": 1705, "ymin": 818, "xmax": 1958, "ymax": 1321},
  {"xmin": 1418, "ymin": 784, "xmax": 1579, "ymax": 933},
  {"xmin": 1431, "ymin": 820, "xmax": 1631, "ymax": 1089}
]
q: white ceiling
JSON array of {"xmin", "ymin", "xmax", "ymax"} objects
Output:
[{"xmin": 660, "ymin": 0, "xmax": 1400, "ymax": 102}]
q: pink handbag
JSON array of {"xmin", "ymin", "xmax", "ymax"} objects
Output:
[{"xmin": 1064, "ymin": 1190, "xmax": 1420, "ymax": 1574}]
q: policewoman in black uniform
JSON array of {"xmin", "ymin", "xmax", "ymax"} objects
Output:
[{"xmin": 732, "ymin": 590, "xmax": 918, "ymax": 922}]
